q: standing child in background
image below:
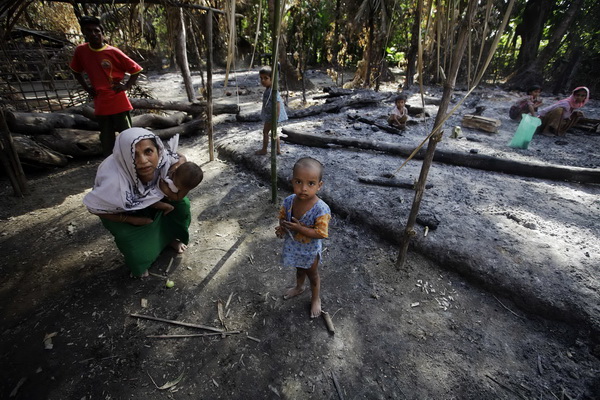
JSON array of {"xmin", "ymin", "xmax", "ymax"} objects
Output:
[
  {"xmin": 256, "ymin": 66, "xmax": 288, "ymax": 155},
  {"xmin": 538, "ymin": 86, "xmax": 589, "ymax": 136},
  {"xmin": 509, "ymin": 85, "xmax": 543, "ymax": 121},
  {"xmin": 276, "ymin": 157, "xmax": 331, "ymax": 318},
  {"xmin": 388, "ymin": 94, "xmax": 409, "ymax": 130},
  {"xmin": 70, "ymin": 16, "xmax": 143, "ymax": 155}
]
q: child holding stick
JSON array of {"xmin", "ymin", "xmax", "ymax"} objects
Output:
[
  {"xmin": 276, "ymin": 157, "xmax": 331, "ymax": 318},
  {"xmin": 256, "ymin": 66, "xmax": 288, "ymax": 155}
]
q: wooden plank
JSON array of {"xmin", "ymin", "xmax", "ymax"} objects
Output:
[{"xmin": 461, "ymin": 114, "xmax": 501, "ymax": 133}]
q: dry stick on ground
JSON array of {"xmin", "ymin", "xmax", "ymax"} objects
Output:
[
  {"xmin": 485, "ymin": 374, "xmax": 528, "ymax": 400},
  {"xmin": 492, "ymin": 295, "xmax": 524, "ymax": 319},
  {"xmin": 322, "ymin": 311, "xmax": 335, "ymax": 334},
  {"xmin": 330, "ymin": 370, "xmax": 345, "ymax": 400},
  {"xmin": 130, "ymin": 313, "xmax": 224, "ymax": 333},
  {"xmin": 147, "ymin": 331, "xmax": 241, "ymax": 339}
]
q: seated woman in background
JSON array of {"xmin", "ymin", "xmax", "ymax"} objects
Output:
[
  {"xmin": 509, "ymin": 85, "xmax": 543, "ymax": 121},
  {"xmin": 538, "ymin": 87, "xmax": 589, "ymax": 136},
  {"xmin": 83, "ymin": 128, "xmax": 194, "ymax": 277}
]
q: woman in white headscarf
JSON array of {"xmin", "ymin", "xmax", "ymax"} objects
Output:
[{"xmin": 84, "ymin": 128, "xmax": 191, "ymax": 277}]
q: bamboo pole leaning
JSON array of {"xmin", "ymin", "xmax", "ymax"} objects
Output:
[
  {"xmin": 396, "ymin": 1, "xmax": 479, "ymax": 270},
  {"xmin": 394, "ymin": 0, "xmax": 516, "ymax": 269}
]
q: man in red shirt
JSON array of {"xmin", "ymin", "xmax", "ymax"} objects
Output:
[{"xmin": 70, "ymin": 16, "xmax": 143, "ymax": 155}]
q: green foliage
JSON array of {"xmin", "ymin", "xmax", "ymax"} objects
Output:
[{"xmin": 385, "ymin": 46, "xmax": 405, "ymax": 65}]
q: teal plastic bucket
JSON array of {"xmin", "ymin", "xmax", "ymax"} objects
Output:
[{"xmin": 508, "ymin": 114, "xmax": 542, "ymax": 149}]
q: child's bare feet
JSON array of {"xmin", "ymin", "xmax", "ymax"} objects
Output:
[
  {"xmin": 255, "ymin": 149, "xmax": 267, "ymax": 155},
  {"xmin": 310, "ymin": 296, "xmax": 322, "ymax": 318},
  {"xmin": 284, "ymin": 286, "xmax": 305, "ymax": 299},
  {"xmin": 170, "ymin": 240, "xmax": 187, "ymax": 253}
]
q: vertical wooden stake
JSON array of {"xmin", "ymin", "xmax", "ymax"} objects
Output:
[
  {"xmin": 206, "ymin": 10, "xmax": 214, "ymax": 161},
  {"xmin": 270, "ymin": 0, "xmax": 281, "ymax": 204},
  {"xmin": 175, "ymin": 7, "xmax": 195, "ymax": 102},
  {"xmin": 396, "ymin": 130, "xmax": 442, "ymax": 269},
  {"xmin": 0, "ymin": 108, "xmax": 28, "ymax": 196}
]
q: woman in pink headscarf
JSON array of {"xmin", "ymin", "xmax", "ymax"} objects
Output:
[{"xmin": 538, "ymin": 87, "xmax": 589, "ymax": 136}]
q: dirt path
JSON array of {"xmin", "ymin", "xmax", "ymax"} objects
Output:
[{"xmin": 1, "ymin": 70, "xmax": 599, "ymax": 399}]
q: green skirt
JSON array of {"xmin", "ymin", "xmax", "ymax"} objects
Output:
[{"xmin": 101, "ymin": 198, "xmax": 191, "ymax": 276}]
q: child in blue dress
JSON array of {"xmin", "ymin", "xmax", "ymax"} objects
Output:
[
  {"xmin": 255, "ymin": 66, "xmax": 288, "ymax": 155},
  {"xmin": 276, "ymin": 157, "xmax": 331, "ymax": 318}
]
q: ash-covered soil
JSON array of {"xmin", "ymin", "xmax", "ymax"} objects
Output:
[{"xmin": 0, "ymin": 69, "xmax": 598, "ymax": 399}]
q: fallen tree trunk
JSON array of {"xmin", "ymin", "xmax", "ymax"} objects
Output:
[
  {"xmin": 129, "ymin": 98, "xmax": 238, "ymax": 116},
  {"xmin": 347, "ymin": 114, "xmax": 404, "ymax": 135},
  {"xmin": 405, "ymin": 104, "xmax": 431, "ymax": 117},
  {"xmin": 421, "ymin": 95, "xmax": 442, "ymax": 105},
  {"xmin": 34, "ymin": 118, "xmax": 204, "ymax": 159},
  {"xmin": 237, "ymin": 93, "xmax": 381, "ymax": 122},
  {"xmin": 6, "ymin": 111, "xmax": 99, "ymax": 135},
  {"xmin": 13, "ymin": 134, "xmax": 68, "ymax": 167},
  {"xmin": 132, "ymin": 112, "xmax": 188, "ymax": 129},
  {"xmin": 36, "ymin": 129, "xmax": 102, "ymax": 157},
  {"xmin": 63, "ymin": 105, "xmax": 96, "ymax": 120},
  {"xmin": 282, "ymin": 128, "xmax": 600, "ymax": 184},
  {"xmin": 151, "ymin": 118, "xmax": 204, "ymax": 139},
  {"xmin": 359, "ymin": 175, "xmax": 433, "ymax": 189}
]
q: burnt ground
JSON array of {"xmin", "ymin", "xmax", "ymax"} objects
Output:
[{"xmin": 1, "ymin": 69, "xmax": 599, "ymax": 399}]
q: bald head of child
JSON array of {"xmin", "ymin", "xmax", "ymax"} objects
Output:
[{"xmin": 293, "ymin": 157, "xmax": 324, "ymax": 181}]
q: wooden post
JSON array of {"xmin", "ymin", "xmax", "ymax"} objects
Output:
[
  {"xmin": 0, "ymin": 108, "xmax": 28, "ymax": 196},
  {"xmin": 175, "ymin": 7, "xmax": 195, "ymax": 102},
  {"xmin": 206, "ymin": 10, "xmax": 214, "ymax": 161},
  {"xmin": 270, "ymin": 0, "xmax": 281, "ymax": 204}
]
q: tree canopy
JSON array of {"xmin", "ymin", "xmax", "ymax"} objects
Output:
[{"xmin": 1, "ymin": 0, "xmax": 598, "ymax": 95}]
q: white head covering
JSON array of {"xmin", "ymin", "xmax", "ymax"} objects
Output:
[
  {"xmin": 83, "ymin": 128, "xmax": 178, "ymax": 214},
  {"xmin": 161, "ymin": 134, "xmax": 180, "ymax": 193}
]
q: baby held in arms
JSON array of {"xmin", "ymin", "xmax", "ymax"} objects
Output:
[{"xmin": 154, "ymin": 161, "xmax": 204, "ymax": 214}]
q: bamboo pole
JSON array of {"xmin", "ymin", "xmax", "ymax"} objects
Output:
[
  {"xmin": 436, "ymin": 0, "xmax": 441, "ymax": 82},
  {"xmin": 223, "ymin": 0, "xmax": 236, "ymax": 89},
  {"xmin": 248, "ymin": 0, "xmax": 263, "ymax": 69},
  {"xmin": 475, "ymin": 0, "xmax": 493, "ymax": 75},
  {"xmin": 206, "ymin": 10, "xmax": 214, "ymax": 161},
  {"xmin": 467, "ymin": 18, "xmax": 471, "ymax": 89},
  {"xmin": 270, "ymin": 0, "xmax": 282, "ymax": 203},
  {"xmin": 396, "ymin": 0, "xmax": 478, "ymax": 270},
  {"xmin": 396, "ymin": 131, "xmax": 442, "ymax": 268}
]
